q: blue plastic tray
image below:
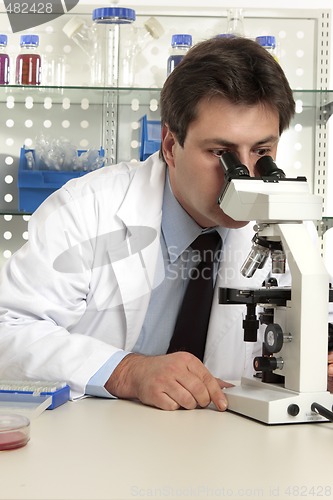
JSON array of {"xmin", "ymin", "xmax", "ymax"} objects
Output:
[
  {"xmin": 139, "ymin": 115, "xmax": 161, "ymax": 161},
  {"xmin": 18, "ymin": 147, "xmax": 104, "ymax": 213}
]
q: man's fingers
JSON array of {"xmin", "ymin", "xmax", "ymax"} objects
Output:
[
  {"xmin": 186, "ymin": 356, "xmax": 228, "ymax": 411},
  {"xmin": 163, "ymin": 378, "xmax": 199, "ymax": 409},
  {"xmin": 207, "ymin": 380, "xmax": 228, "ymax": 411},
  {"xmin": 216, "ymin": 379, "xmax": 234, "ymax": 389}
]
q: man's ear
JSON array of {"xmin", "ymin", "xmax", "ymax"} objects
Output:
[{"xmin": 161, "ymin": 124, "xmax": 176, "ymax": 167}]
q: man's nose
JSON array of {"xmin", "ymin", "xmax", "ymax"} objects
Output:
[{"xmin": 237, "ymin": 153, "xmax": 257, "ymax": 177}]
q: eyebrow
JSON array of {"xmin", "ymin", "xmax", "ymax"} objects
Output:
[{"xmin": 201, "ymin": 135, "xmax": 279, "ymax": 147}]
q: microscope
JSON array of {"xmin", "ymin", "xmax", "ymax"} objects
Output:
[{"xmin": 218, "ymin": 152, "xmax": 333, "ymax": 424}]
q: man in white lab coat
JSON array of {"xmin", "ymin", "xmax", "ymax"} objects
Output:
[{"xmin": 0, "ymin": 36, "xmax": 331, "ymax": 410}]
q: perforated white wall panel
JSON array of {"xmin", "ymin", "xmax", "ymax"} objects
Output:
[{"xmin": 0, "ymin": 8, "xmax": 331, "ymax": 269}]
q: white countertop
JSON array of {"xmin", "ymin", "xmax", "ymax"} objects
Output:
[{"xmin": 0, "ymin": 397, "xmax": 332, "ymax": 500}]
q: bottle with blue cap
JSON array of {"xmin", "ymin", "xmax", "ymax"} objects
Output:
[
  {"xmin": 167, "ymin": 34, "xmax": 192, "ymax": 76},
  {"xmin": 16, "ymin": 34, "xmax": 42, "ymax": 85},
  {"xmin": 91, "ymin": 6, "xmax": 136, "ymax": 87},
  {"xmin": 63, "ymin": 14, "xmax": 163, "ymax": 86},
  {"xmin": 256, "ymin": 36, "xmax": 278, "ymax": 62},
  {"xmin": 0, "ymin": 34, "xmax": 10, "ymax": 85}
]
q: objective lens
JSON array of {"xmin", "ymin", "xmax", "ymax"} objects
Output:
[
  {"xmin": 240, "ymin": 243, "xmax": 270, "ymax": 278},
  {"xmin": 271, "ymin": 249, "xmax": 286, "ymax": 274}
]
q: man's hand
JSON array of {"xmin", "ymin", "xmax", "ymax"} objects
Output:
[{"xmin": 104, "ymin": 352, "xmax": 230, "ymax": 411}]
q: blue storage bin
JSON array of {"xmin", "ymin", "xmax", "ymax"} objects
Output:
[
  {"xmin": 18, "ymin": 147, "xmax": 104, "ymax": 213},
  {"xmin": 139, "ymin": 115, "xmax": 161, "ymax": 161}
]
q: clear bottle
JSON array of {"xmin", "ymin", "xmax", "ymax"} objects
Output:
[
  {"xmin": 16, "ymin": 34, "xmax": 42, "ymax": 85},
  {"xmin": 256, "ymin": 36, "xmax": 278, "ymax": 62},
  {"xmin": 0, "ymin": 34, "xmax": 10, "ymax": 85},
  {"xmin": 62, "ymin": 16, "xmax": 95, "ymax": 85},
  {"xmin": 226, "ymin": 8, "xmax": 244, "ymax": 37},
  {"xmin": 92, "ymin": 7, "xmax": 136, "ymax": 87},
  {"xmin": 167, "ymin": 34, "xmax": 192, "ymax": 76},
  {"xmin": 62, "ymin": 17, "xmax": 93, "ymax": 58},
  {"xmin": 63, "ymin": 14, "xmax": 163, "ymax": 87}
]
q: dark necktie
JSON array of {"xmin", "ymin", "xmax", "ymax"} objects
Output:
[{"xmin": 167, "ymin": 231, "xmax": 221, "ymax": 361}]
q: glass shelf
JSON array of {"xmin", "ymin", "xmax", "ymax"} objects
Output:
[
  {"xmin": 0, "ymin": 85, "xmax": 162, "ymax": 105},
  {"xmin": 0, "ymin": 85, "xmax": 332, "ymax": 107}
]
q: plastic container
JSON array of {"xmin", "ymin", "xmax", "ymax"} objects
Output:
[
  {"xmin": 0, "ymin": 414, "xmax": 30, "ymax": 451},
  {"xmin": 63, "ymin": 16, "xmax": 93, "ymax": 58},
  {"xmin": 62, "ymin": 16, "xmax": 94, "ymax": 85},
  {"xmin": 91, "ymin": 7, "xmax": 136, "ymax": 87},
  {"xmin": 15, "ymin": 34, "xmax": 42, "ymax": 85},
  {"xmin": 256, "ymin": 36, "xmax": 278, "ymax": 61},
  {"xmin": 0, "ymin": 34, "xmax": 10, "ymax": 85},
  {"xmin": 139, "ymin": 115, "xmax": 161, "ymax": 160},
  {"xmin": 167, "ymin": 34, "xmax": 192, "ymax": 76},
  {"xmin": 63, "ymin": 14, "xmax": 163, "ymax": 87},
  {"xmin": 18, "ymin": 147, "xmax": 105, "ymax": 213},
  {"xmin": 226, "ymin": 8, "xmax": 244, "ymax": 37}
]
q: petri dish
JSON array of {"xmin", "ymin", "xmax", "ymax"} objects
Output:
[{"xmin": 0, "ymin": 413, "xmax": 30, "ymax": 450}]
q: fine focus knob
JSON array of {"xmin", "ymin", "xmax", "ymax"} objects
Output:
[{"xmin": 253, "ymin": 356, "xmax": 283, "ymax": 372}]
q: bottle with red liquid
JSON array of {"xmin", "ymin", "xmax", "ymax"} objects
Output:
[
  {"xmin": 16, "ymin": 34, "xmax": 42, "ymax": 85},
  {"xmin": 0, "ymin": 34, "xmax": 10, "ymax": 85}
]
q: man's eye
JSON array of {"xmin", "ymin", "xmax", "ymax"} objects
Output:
[
  {"xmin": 211, "ymin": 149, "xmax": 230, "ymax": 157},
  {"xmin": 256, "ymin": 148, "xmax": 271, "ymax": 157}
]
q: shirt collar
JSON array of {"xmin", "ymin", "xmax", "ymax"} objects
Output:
[{"xmin": 162, "ymin": 172, "xmax": 229, "ymax": 263}]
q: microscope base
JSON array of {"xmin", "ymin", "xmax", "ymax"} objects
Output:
[{"xmin": 224, "ymin": 377, "xmax": 333, "ymax": 424}]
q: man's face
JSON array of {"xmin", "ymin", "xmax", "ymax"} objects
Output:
[{"xmin": 162, "ymin": 97, "xmax": 280, "ymax": 228}]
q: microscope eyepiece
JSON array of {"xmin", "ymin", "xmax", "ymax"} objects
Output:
[
  {"xmin": 220, "ymin": 152, "xmax": 250, "ymax": 179},
  {"xmin": 256, "ymin": 156, "xmax": 286, "ymax": 179}
]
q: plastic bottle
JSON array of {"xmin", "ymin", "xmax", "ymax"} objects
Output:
[
  {"xmin": 16, "ymin": 34, "xmax": 42, "ymax": 85},
  {"xmin": 62, "ymin": 17, "xmax": 93, "ymax": 58},
  {"xmin": 167, "ymin": 34, "xmax": 192, "ymax": 76},
  {"xmin": 62, "ymin": 16, "xmax": 95, "ymax": 85},
  {"xmin": 92, "ymin": 7, "xmax": 136, "ymax": 87},
  {"xmin": 226, "ymin": 8, "xmax": 244, "ymax": 37},
  {"xmin": 63, "ymin": 15, "xmax": 163, "ymax": 87},
  {"xmin": 134, "ymin": 17, "xmax": 164, "ymax": 52},
  {"xmin": 256, "ymin": 36, "xmax": 278, "ymax": 62},
  {"xmin": 0, "ymin": 34, "xmax": 10, "ymax": 85}
]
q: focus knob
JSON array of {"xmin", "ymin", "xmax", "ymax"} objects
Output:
[
  {"xmin": 253, "ymin": 356, "xmax": 284, "ymax": 372},
  {"xmin": 264, "ymin": 324, "xmax": 284, "ymax": 353}
]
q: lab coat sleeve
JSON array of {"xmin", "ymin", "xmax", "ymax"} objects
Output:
[{"xmin": 0, "ymin": 177, "xmax": 126, "ymax": 398}]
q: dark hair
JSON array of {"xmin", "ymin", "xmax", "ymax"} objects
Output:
[{"xmin": 160, "ymin": 36, "xmax": 295, "ymax": 147}]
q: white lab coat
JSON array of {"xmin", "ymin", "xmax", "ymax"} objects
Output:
[{"xmin": 0, "ymin": 152, "xmax": 278, "ymax": 397}]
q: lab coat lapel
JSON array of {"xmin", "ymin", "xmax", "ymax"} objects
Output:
[{"xmin": 112, "ymin": 155, "xmax": 166, "ymax": 350}]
